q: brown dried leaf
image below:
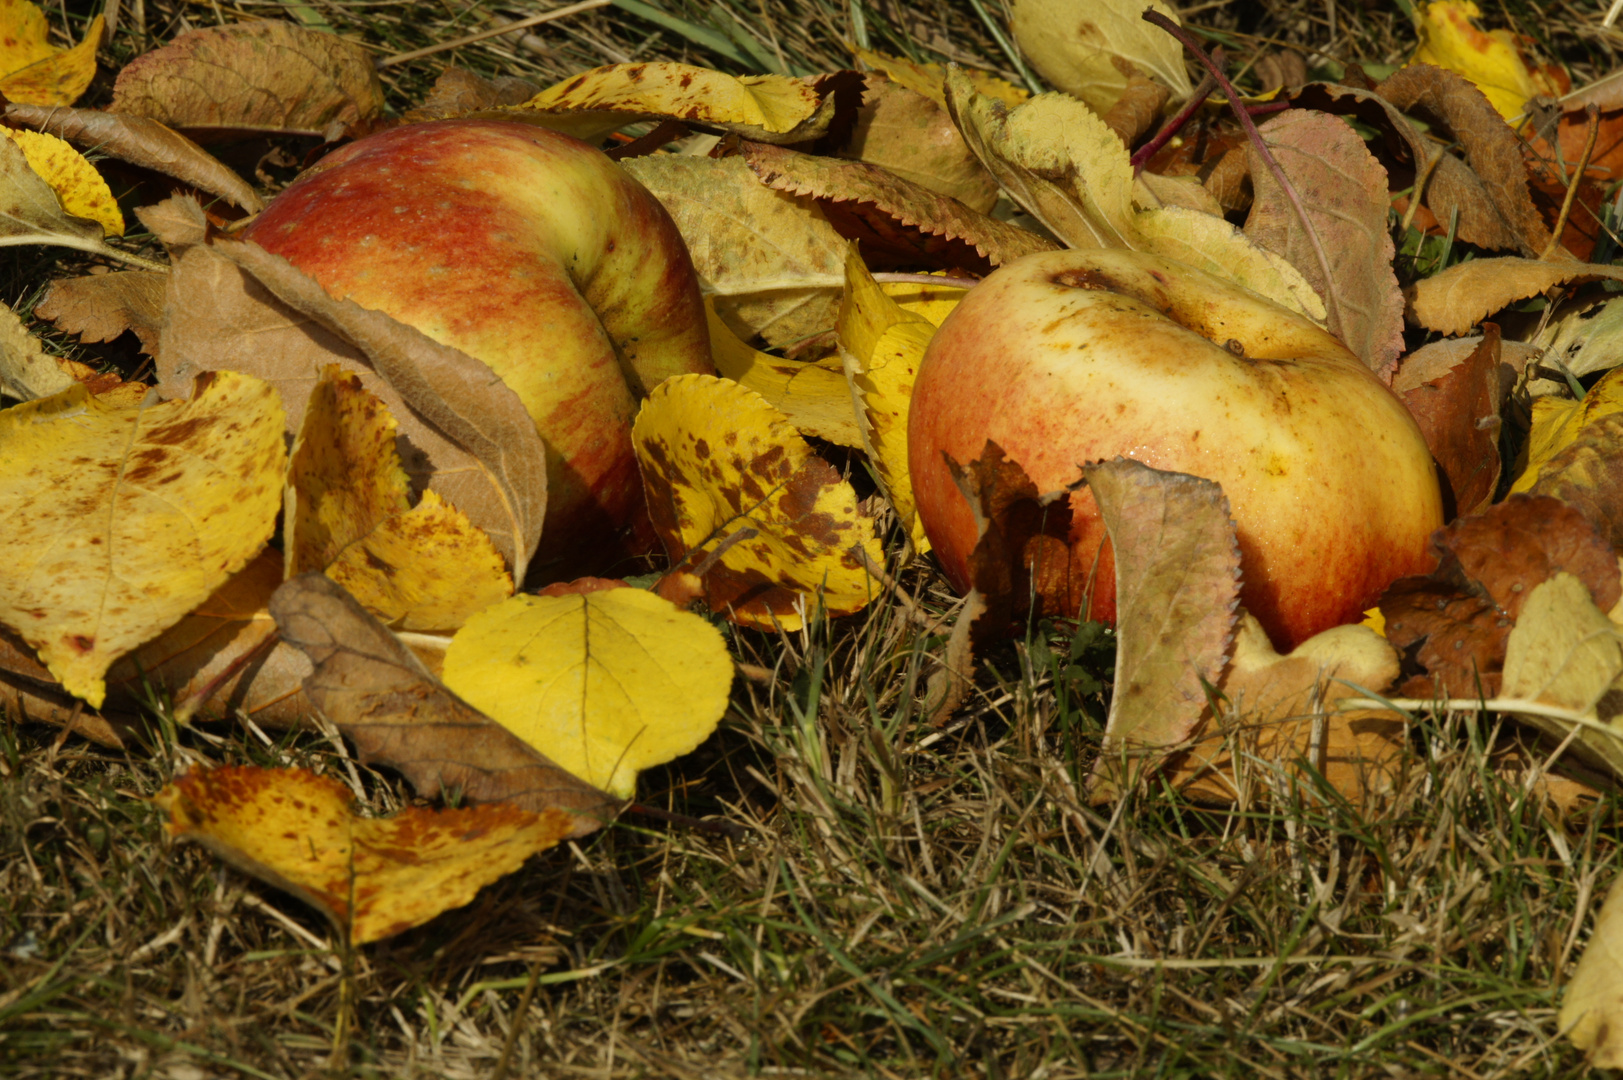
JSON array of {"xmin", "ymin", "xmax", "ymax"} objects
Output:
[
  {"xmin": 740, "ymin": 140, "xmax": 1057, "ymax": 272},
  {"xmin": 1406, "ymin": 257, "xmax": 1623, "ymax": 336},
  {"xmin": 1141, "ymin": 113, "xmax": 1253, "ymax": 213},
  {"xmin": 836, "ymin": 74, "xmax": 999, "ymax": 214},
  {"xmin": 0, "ymin": 133, "xmax": 131, "ymax": 264},
  {"xmin": 36, "ymin": 270, "xmax": 165, "ymax": 354},
  {"xmin": 0, "ymin": 294, "xmax": 68, "ymax": 400},
  {"xmin": 1393, "ymin": 324, "xmax": 1504, "ymax": 516},
  {"xmin": 5, "ymin": 103, "xmax": 262, "ymax": 212},
  {"xmin": 1085, "ymin": 458, "xmax": 1241, "ymax": 798},
  {"xmin": 147, "ymin": 197, "xmax": 548, "ymax": 583},
  {"xmin": 269, "ymin": 573, "xmax": 618, "ymax": 837},
  {"xmin": 1529, "ymin": 413, "xmax": 1623, "ymax": 551},
  {"xmin": 403, "ymin": 66, "xmax": 539, "ymax": 123},
  {"xmin": 1169, "ymin": 613, "xmax": 1408, "ymax": 808},
  {"xmin": 110, "ymin": 20, "xmax": 383, "ymax": 139},
  {"xmin": 622, "ymin": 154, "xmax": 847, "ymax": 347},
  {"xmin": 1376, "ymin": 63, "xmax": 1551, "ymax": 255},
  {"xmin": 1244, "ymin": 109, "xmax": 1404, "ymax": 377},
  {"xmin": 1289, "ymin": 81, "xmax": 1532, "ymax": 254},
  {"xmin": 1101, "ymin": 60, "xmax": 1170, "ymax": 148}
]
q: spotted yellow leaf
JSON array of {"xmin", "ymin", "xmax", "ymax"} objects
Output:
[
  {"xmin": 287, "ymin": 367, "xmax": 512, "ymax": 632},
  {"xmin": 441, "ymin": 587, "xmax": 733, "ymax": 798},
  {"xmin": 1410, "ymin": 1, "xmax": 1557, "ymax": 121},
  {"xmin": 1, "ymin": 128, "xmax": 122, "ymax": 236},
  {"xmin": 706, "ymin": 299, "xmax": 860, "ymax": 448},
  {"xmin": 633, "ymin": 374, "xmax": 883, "ymax": 630},
  {"xmin": 853, "ymin": 47, "xmax": 1027, "ymax": 110},
  {"xmin": 837, "ymin": 246, "xmax": 952, "ymax": 554},
  {"xmin": 0, "ymin": 11, "xmax": 102, "ymax": 106},
  {"xmin": 156, "ymin": 765, "xmax": 576, "ymax": 945},
  {"xmin": 513, "ymin": 62, "xmax": 830, "ymax": 143},
  {"xmin": 1511, "ymin": 366, "xmax": 1623, "ymax": 493},
  {"xmin": 0, "ymin": 370, "xmax": 285, "ymax": 707}
]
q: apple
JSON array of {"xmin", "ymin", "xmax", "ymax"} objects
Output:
[
  {"xmin": 908, "ymin": 249, "xmax": 1443, "ymax": 649},
  {"xmin": 243, "ymin": 117, "xmax": 713, "ymax": 578}
]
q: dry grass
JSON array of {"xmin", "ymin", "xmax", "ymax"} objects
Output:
[{"xmin": 5, "ymin": 0, "xmax": 1623, "ymax": 1077}]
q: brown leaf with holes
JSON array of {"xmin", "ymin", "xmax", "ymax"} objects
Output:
[
  {"xmin": 1376, "ymin": 63, "xmax": 1552, "ymax": 256},
  {"xmin": 1086, "ymin": 459, "xmax": 1241, "ymax": 799},
  {"xmin": 36, "ymin": 270, "xmax": 165, "ymax": 354},
  {"xmin": 1528, "ymin": 413, "xmax": 1623, "ymax": 552},
  {"xmin": 739, "ymin": 139, "xmax": 1056, "ymax": 273},
  {"xmin": 1393, "ymin": 324, "xmax": 1504, "ymax": 517},
  {"xmin": 834, "ymin": 74, "xmax": 999, "ymax": 214},
  {"xmin": 269, "ymin": 573, "xmax": 617, "ymax": 837},
  {"xmin": 927, "ymin": 441, "xmax": 1079, "ymax": 724},
  {"xmin": 1288, "ymin": 81, "xmax": 1531, "ymax": 254},
  {"xmin": 110, "ymin": 20, "xmax": 383, "ymax": 140},
  {"xmin": 1244, "ymin": 109, "xmax": 1404, "ymax": 377},
  {"xmin": 6, "ymin": 103, "xmax": 262, "ymax": 212},
  {"xmin": 403, "ymin": 66, "xmax": 539, "ymax": 123},
  {"xmin": 1381, "ymin": 494, "xmax": 1622, "ymax": 697}
]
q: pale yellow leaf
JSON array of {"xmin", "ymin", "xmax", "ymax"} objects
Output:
[
  {"xmin": 1010, "ymin": 0, "xmax": 1192, "ymax": 115},
  {"xmin": 1560, "ymin": 873, "xmax": 1623, "ymax": 1067}
]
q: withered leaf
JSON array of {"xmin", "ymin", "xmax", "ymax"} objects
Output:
[
  {"xmin": 1086, "ymin": 458, "xmax": 1241, "ymax": 798},
  {"xmin": 403, "ymin": 66, "xmax": 540, "ymax": 123},
  {"xmin": 0, "ymin": 295, "xmax": 69, "ymax": 400},
  {"xmin": 622, "ymin": 154, "xmax": 847, "ymax": 347},
  {"xmin": 36, "ymin": 270, "xmax": 165, "ymax": 354},
  {"xmin": 148, "ymin": 197, "xmax": 548, "ymax": 583},
  {"xmin": 1009, "ymin": 0, "xmax": 1192, "ymax": 116},
  {"xmin": 110, "ymin": 20, "xmax": 384, "ymax": 139},
  {"xmin": 837, "ymin": 74, "xmax": 999, "ymax": 214},
  {"xmin": 1289, "ymin": 81, "xmax": 1532, "ymax": 254},
  {"xmin": 1406, "ymin": 257, "xmax": 1623, "ymax": 336},
  {"xmin": 1376, "ymin": 63, "xmax": 1551, "ymax": 256},
  {"xmin": 1560, "ymin": 873, "xmax": 1623, "ymax": 1068},
  {"xmin": 740, "ymin": 139, "xmax": 1056, "ymax": 273},
  {"xmin": 269, "ymin": 573, "xmax": 618, "ymax": 837},
  {"xmin": 928, "ymin": 441, "xmax": 1078, "ymax": 724},
  {"xmin": 0, "ymin": 133, "xmax": 139, "ymax": 266},
  {"xmin": 1101, "ymin": 60, "xmax": 1170, "ymax": 148},
  {"xmin": 1393, "ymin": 324, "xmax": 1504, "ymax": 516},
  {"xmin": 1528, "ymin": 413, "xmax": 1623, "ymax": 552},
  {"xmin": 5, "ymin": 103, "xmax": 262, "ymax": 212},
  {"xmin": 1244, "ymin": 109, "xmax": 1404, "ymax": 378},
  {"xmin": 1382, "ymin": 574, "xmax": 1509, "ymax": 698}
]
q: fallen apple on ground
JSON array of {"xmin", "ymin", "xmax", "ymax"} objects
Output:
[
  {"xmin": 243, "ymin": 117, "xmax": 713, "ymax": 579},
  {"xmin": 908, "ymin": 249, "xmax": 1443, "ymax": 649}
]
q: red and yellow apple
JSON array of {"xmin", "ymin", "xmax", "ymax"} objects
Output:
[
  {"xmin": 908, "ymin": 249, "xmax": 1443, "ymax": 649},
  {"xmin": 243, "ymin": 117, "xmax": 712, "ymax": 578}
]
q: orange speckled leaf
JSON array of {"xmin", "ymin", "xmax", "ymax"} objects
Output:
[
  {"xmin": 1, "ymin": 128, "xmax": 121, "ymax": 236},
  {"xmin": 0, "ymin": 371, "xmax": 285, "ymax": 707},
  {"xmin": 288, "ymin": 367, "xmax": 512, "ymax": 632},
  {"xmin": 0, "ymin": 0, "xmax": 55, "ymax": 76},
  {"xmin": 155, "ymin": 765, "xmax": 575, "ymax": 945},
  {"xmin": 632, "ymin": 374, "xmax": 882, "ymax": 630},
  {"xmin": 0, "ymin": 13, "xmax": 101, "ymax": 107}
]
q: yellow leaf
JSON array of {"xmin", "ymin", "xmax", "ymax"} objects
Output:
[
  {"xmin": 853, "ymin": 48, "xmax": 1027, "ymax": 110},
  {"xmin": 0, "ymin": 0, "xmax": 54, "ymax": 75},
  {"xmin": 1, "ymin": 128, "xmax": 122, "ymax": 236},
  {"xmin": 1561, "ymin": 873, "xmax": 1623, "ymax": 1067},
  {"xmin": 440, "ymin": 588, "xmax": 733, "ymax": 798},
  {"xmin": 0, "ymin": 371, "xmax": 285, "ymax": 707},
  {"xmin": 705, "ymin": 300, "xmax": 861, "ymax": 448},
  {"xmin": 155, "ymin": 765, "xmax": 575, "ymax": 945},
  {"xmin": 515, "ymin": 62, "xmax": 828, "ymax": 142},
  {"xmin": 882, "ymin": 278, "xmax": 964, "ymax": 327},
  {"xmin": 837, "ymin": 246, "xmax": 943, "ymax": 553},
  {"xmin": 288, "ymin": 367, "xmax": 512, "ymax": 632},
  {"xmin": 1410, "ymin": 1, "xmax": 1544, "ymax": 121},
  {"xmin": 1511, "ymin": 366, "xmax": 1623, "ymax": 492},
  {"xmin": 633, "ymin": 374, "xmax": 883, "ymax": 630},
  {"xmin": 0, "ymin": 12, "xmax": 101, "ymax": 106},
  {"xmin": 1009, "ymin": 0, "xmax": 1192, "ymax": 116}
]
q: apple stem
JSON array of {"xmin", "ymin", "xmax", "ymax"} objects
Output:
[{"xmin": 1142, "ymin": 10, "xmax": 1339, "ymax": 332}]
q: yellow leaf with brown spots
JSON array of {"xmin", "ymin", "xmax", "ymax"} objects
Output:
[
  {"xmin": 0, "ymin": 370, "xmax": 285, "ymax": 707},
  {"xmin": 287, "ymin": 367, "xmax": 512, "ymax": 632},
  {"xmin": 0, "ymin": 12, "xmax": 101, "ymax": 107},
  {"xmin": 155, "ymin": 765, "xmax": 576, "ymax": 945},
  {"xmin": 706, "ymin": 299, "xmax": 860, "ymax": 448},
  {"xmin": 854, "ymin": 48, "xmax": 1027, "ymax": 110},
  {"xmin": 442, "ymin": 586, "xmax": 733, "ymax": 798},
  {"xmin": 1, "ymin": 128, "xmax": 121, "ymax": 236},
  {"xmin": 512, "ymin": 62, "xmax": 831, "ymax": 143},
  {"xmin": 837, "ymin": 246, "xmax": 948, "ymax": 554},
  {"xmin": 0, "ymin": 0, "xmax": 55, "ymax": 76},
  {"xmin": 632, "ymin": 374, "xmax": 882, "ymax": 630}
]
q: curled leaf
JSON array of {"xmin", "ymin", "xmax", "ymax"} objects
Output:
[
  {"xmin": 1406, "ymin": 257, "xmax": 1623, "ymax": 335},
  {"xmin": 1009, "ymin": 0, "xmax": 1193, "ymax": 116},
  {"xmin": 632, "ymin": 374, "xmax": 882, "ymax": 630}
]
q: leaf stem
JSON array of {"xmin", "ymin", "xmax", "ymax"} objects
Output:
[
  {"xmin": 1130, "ymin": 62, "xmax": 1219, "ymax": 174},
  {"xmin": 1142, "ymin": 9, "xmax": 1337, "ymax": 331}
]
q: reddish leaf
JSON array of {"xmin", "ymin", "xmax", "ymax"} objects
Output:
[{"xmin": 1393, "ymin": 324, "xmax": 1504, "ymax": 517}]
